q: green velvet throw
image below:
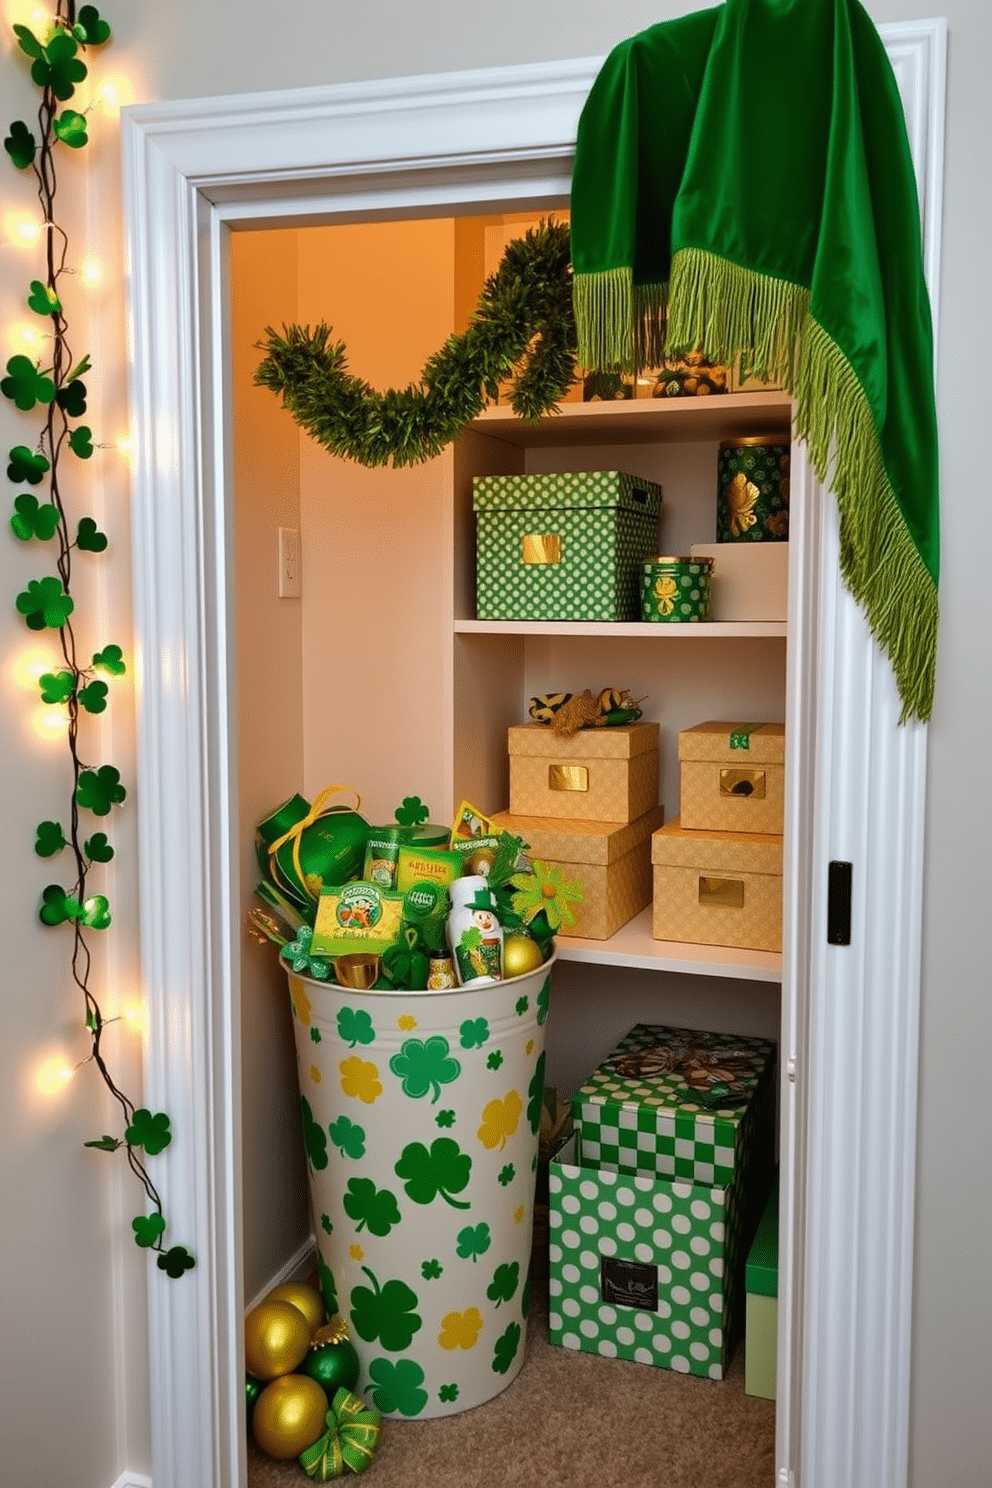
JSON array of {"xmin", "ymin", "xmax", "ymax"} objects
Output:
[{"xmin": 571, "ymin": 0, "xmax": 939, "ymax": 721}]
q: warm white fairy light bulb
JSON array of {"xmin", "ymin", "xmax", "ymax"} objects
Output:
[
  {"xmin": 80, "ymin": 258, "xmax": 101, "ymax": 286},
  {"xmin": 4, "ymin": 210, "xmax": 42, "ymax": 247},
  {"xmin": 35, "ymin": 1055, "xmax": 75, "ymax": 1097}
]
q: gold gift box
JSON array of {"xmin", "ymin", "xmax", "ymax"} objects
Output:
[
  {"xmin": 492, "ymin": 805, "xmax": 665, "ymax": 940},
  {"xmin": 651, "ymin": 817, "xmax": 783, "ymax": 953},
  {"xmin": 507, "ymin": 721, "xmax": 660, "ymax": 824},
  {"xmin": 678, "ymin": 720, "xmax": 785, "ymax": 835}
]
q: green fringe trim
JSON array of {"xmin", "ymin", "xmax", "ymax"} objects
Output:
[
  {"xmin": 573, "ymin": 268, "xmax": 668, "ymax": 372},
  {"xmin": 578, "ymin": 248, "xmax": 937, "ymax": 722}
]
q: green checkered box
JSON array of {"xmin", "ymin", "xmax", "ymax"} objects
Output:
[
  {"xmin": 472, "ymin": 471, "xmax": 662, "ymax": 621},
  {"xmin": 573, "ymin": 1023, "xmax": 776, "ymax": 1186}
]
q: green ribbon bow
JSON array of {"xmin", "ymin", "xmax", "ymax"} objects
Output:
[{"xmin": 298, "ymin": 1387, "xmax": 382, "ymax": 1481}]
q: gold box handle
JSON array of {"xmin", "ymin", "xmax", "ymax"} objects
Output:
[
  {"xmin": 549, "ymin": 764, "xmax": 588, "ymax": 792},
  {"xmin": 720, "ymin": 768, "xmax": 766, "ymax": 799},
  {"xmin": 522, "ymin": 533, "xmax": 562, "ymax": 565},
  {"xmin": 698, "ymin": 875, "xmax": 745, "ymax": 908}
]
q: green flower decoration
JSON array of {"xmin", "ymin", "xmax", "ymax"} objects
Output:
[
  {"xmin": 84, "ymin": 832, "xmax": 114, "ymax": 863},
  {"xmin": 435, "ymin": 1109, "xmax": 455, "ymax": 1128},
  {"xmin": 459, "ymin": 1017, "xmax": 489, "ymax": 1050},
  {"xmin": 78, "ymin": 680, "xmax": 108, "ymax": 713},
  {"xmin": 337, "ymin": 1006, "xmax": 376, "ymax": 1048},
  {"xmin": 487, "ymin": 1261, "xmax": 519, "ymax": 1307},
  {"xmin": 11, "ymin": 493, "xmax": 60, "ymax": 541},
  {"xmin": 132, "ymin": 1211, "xmax": 166, "ymax": 1248},
  {"xmin": 438, "ymin": 1383, "xmax": 459, "ymax": 1404},
  {"xmin": 366, "ymin": 1358, "xmax": 428, "ymax": 1418},
  {"xmin": 497, "ymin": 1163, "xmax": 515, "ymax": 1187},
  {"xmin": 7, "ymin": 446, "xmax": 49, "ymax": 484},
  {"xmin": 486, "ymin": 1049, "xmax": 504, "ymax": 1071},
  {"xmin": 69, "ymin": 425, "xmax": 93, "ymax": 458},
  {"xmin": 27, "ymin": 279, "xmax": 61, "ymax": 316},
  {"xmin": 4, "ymin": 120, "xmax": 36, "ymax": 170},
  {"xmin": 536, "ymin": 975, "xmax": 551, "ymax": 1026},
  {"xmin": 56, "ymin": 377, "xmax": 87, "ymax": 416},
  {"xmin": 394, "ymin": 1137, "xmax": 471, "ymax": 1209},
  {"xmin": 527, "ymin": 1051, "xmax": 546, "ymax": 1136},
  {"xmin": 30, "ymin": 31, "xmax": 88, "ymax": 102},
  {"xmin": 394, "ymin": 795, "xmax": 429, "ymax": 827},
  {"xmin": 301, "ymin": 1094, "xmax": 328, "ymax": 1171},
  {"xmin": 76, "ymin": 764, "xmax": 126, "ymax": 815},
  {"xmin": 350, "ymin": 1266, "xmax": 422, "ymax": 1352},
  {"xmin": 492, "ymin": 1320, "xmax": 522, "ymax": 1376},
  {"xmin": 54, "ymin": 109, "xmax": 87, "ymax": 149},
  {"xmin": 125, "ymin": 1108, "xmax": 172, "ymax": 1155},
  {"xmin": 389, "ymin": 1035, "xmax": 461, "ymax": 1103},
  {"xmin": 329, "ymin": 1114, "xmax": 366, "ymax": 1159},
  {"xmin": 76, "ymin": 516, "xmax": 107, "ymax": 552},
  {"xmin": 456, "ymin": 1222, "xmax": 491, "ymax": 1262},
  {"xmin": 280, "ymin": 925, "xmax": 331, "ymax": 980},
  {"xmin": 157, "ymin": 1245, "xmax": 196, "ymax": 1279},
  {"xmin": 515, "ymin": 996, "xmax": 528, "ymax": 1016},
  {"xmin": 420, "ymin": 1259, "xmax": 442, "ymax": 1280},
  {"xmin": 1, "ymin": 354, "xmax": 56, "ymax": 411},
  {"xmin": 342, "ymin": 1177, "xmax": 401, "ymax": 1237},
  {"xmin": 35, "ymin": 820, "xmax": 66, "ymax": 858},
  {"xmin": 510, "ymin": 859, "xmax": 583, "ymax": 932},
  {"xmin": 92, "ymin": 644, "xmax": 126, "ymax": 675},
  {"xmin": 17, "ymin": 575, "xmax": 74, "ymax": 630},
  {"xmin": 39, "ymin": 670, "xmax": 74, "ymax": 704}
]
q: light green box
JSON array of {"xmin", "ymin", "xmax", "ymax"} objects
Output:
[
  {"xmin": 473, "ymin": 470, "xmax": 662, "ymax": 621},
  {"xmin": 745, "ymin": 1173, "xmax": 779, "ymax": 1399}
]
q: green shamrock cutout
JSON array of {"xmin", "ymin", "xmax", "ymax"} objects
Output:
[
  {"xmin": 54, "ymin": 109, "xmax": 87, "ymax": 149},
  {"xmin": 318, "ymin": 1257, "xmax": 338, "ymax": 1316},
  {"xmin": 69, "ymin": 425, "xmax": 93, "ymax": 458},
  {"xmin": 438, "ymin": 1383, "xmax": 458, "ymax": 1403},
  {"xmin": 157, "ymin": 1245, "xmax": 196, "ymax": 1278},
  {"xmin": 76, "ymin": 764, "xmax": 126, "ymax": 815},
  {"xmin": 11, "ymin": 493, "xmax": 60, "ymax": 541},
  {"xmin": 126, "ymin": 1108, "xmax": 172, "ymax": 1155},
  {"xmin": 515, "ymin": 996, "xmax": 529, "ymax": 1016},
  {"xmin": 456, "ymin": 1222, "xmax": 491, "ymax": 1262},
  {"xmin": 536, "ymin": 975, "xmax": 551, "ymax": 1027},
  {"xmin": 459, "ymin": 1017, "xmax": 489, "ymax": 1050},
  {"xmin": 7, "ymin": 446, "xmax": 49, "ymax": 484},
  {"xmin": 56, "ymin": 378, "xmax": 87, "ymax": 416},
  {"xmin": 92, "ymin": 644, "xmax": 125, "ymax": 675},
  {"xmin": 394, "ymin": 1137, "xmax": 471, "ymax": 1209},
  {"xmin": 4, "ymin": 120, "xmax": 36, "ymax": 170},
  {"xmin": 27, "ymin": 280, "xmax": 61, "ymax": 316},
  {"xmin": 420, "ymin": 1259, "xmax": 442, "ymax": 1280},
  {"xmin": 39, "ymin": 885, "xmax": 81, "ymax": 926},
  {"xmin": 350, "ymin": 1266, "xmax": 422, "ymax": 1352},
  {"xmin": 487, "ymin": 1049, "xmax": 504, "ymax": 1071},
  {"xmin": 17, "ymin": 576, "xmax": 74, "ymax": 631},
  {"xmin": 337, "ymin": 1006, "xmax": 376, "ymax": 1048},
  {"xmin": 394, "ymin": 795, "xmax": 429, "ymax": 827},
  {"xmin": 81, "ymin": 894, "xmax": 111, "ymax": 929},
  {"xmin": 329, "ymin": 1114, "xmax": 366, "ymax": 1159},
  {"xmin": 366, "ymin": 1358, "xmax": 427, "ymax": 1418},
  {"xmin": 75, "ymin": 5, "xmax": 112, "ymax": 45},
  {"xmin": 84, "ymin": 1134, "xmax": 121, "ymax": 1151},
  {"xmin": 39, "ymin": 670, "xmax": 74, "ymax": 704},
  {"xmin": 281, "ymin": 925, "xmax": 331, "ymax": 980},
  {"xmin": 497, "ymin": 1163, "xmax": 515, "ymax": 1187},
  {"xmin": 310, "ymin": 1026, "xmax": 322, "ymax": 1043},
  {"xmin": 84, "ymin": 831, "xmax": 113, "ymax": 863},
  {"xmin": 31, "ymin": 31, "xmax": 88, "ymax": 101},
  {"xmin": 76, "ymin": 517, "xmax": 107, "ymax": 552},
  {"xmin": 79, "ymin": 680, "xmax": 108, "ymax": 714},
  {"xmin": 35, "ymin": 820, "xmax": 66, "ymax": 858},
  {"xmin": 2, "ymin": 355, "xmax": 56, "ymax": 411},
  {"xmin": 342, "ymin": 1177, "xmax": 401, "ymax": 1237},
  {"xmin": 492, "ymin": 1321, "xmax": 521, "ymax": 1375},
  {"xmin": 487, "ymin": 1261, "xmax": 519, "ymax": 1307},
  {"xmin": 389, "ymin": 1035, "xmax": 460, "ymax": 1103},
  {"xmin": 132, "ymin": 1212, "xmax": 167, "ymax": 1248},
  {"xmin": 527, "ymin": 1051, "xmax": 546, "ymax": 1135},
  {"xmin": 320, "ymin": 1213, "xmax": 333, "ymax": 1235},
  {"xmin": 300, "ymin": 1095, "xmax": 328, "ymax": 1171},
  {"xmin": 435, "ymin": 1109, "xmax": 455, "ymax": 1128}
]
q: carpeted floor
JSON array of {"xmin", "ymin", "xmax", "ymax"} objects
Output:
[{"xmin": 247, "ymin": 1273, "xmax": 775, "ymax": 1488}]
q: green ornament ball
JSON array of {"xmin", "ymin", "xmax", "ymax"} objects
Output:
[
  {"xmin": 245, "ymin": 1374, "xmax": 263, "ymax": 1427},
  {"xmin": 301, "ymin": 1336, "xmax": 360, "ymax": 1394}
]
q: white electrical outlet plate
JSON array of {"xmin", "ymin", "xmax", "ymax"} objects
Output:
[{"xmin": 278, "ymin": 527, "xmax": 300, "ymax": 598}]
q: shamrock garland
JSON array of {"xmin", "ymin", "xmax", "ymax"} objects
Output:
[
  {"xmin": 4, "ymin": 2, "xmax": 193, "ymax": 1277},
  {"xmin": 254, "ymin": 220, "xmax": 577, "ymax": 469}
]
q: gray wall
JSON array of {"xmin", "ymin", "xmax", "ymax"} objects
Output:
[{"xmin": 0, "ymin": 3, "xmax": 987, "ymax": 1486}]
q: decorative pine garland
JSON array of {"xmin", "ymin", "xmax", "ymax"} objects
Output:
[
  {"xmin": 254, "ymin": 219, "xmax": 577, "ymax": 468},
  {"xmin": 4, "ymin": 2, "xmax": 193, "ymax": 1277}
]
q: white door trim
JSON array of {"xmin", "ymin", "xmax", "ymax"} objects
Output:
[{"xmin": 120, "ymin": 23, "xmax": 944, "ymax": 1488}]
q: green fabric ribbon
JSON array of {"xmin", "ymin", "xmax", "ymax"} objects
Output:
[
  {"xmin": 298, "ymin": 1387, "xmax": 382, "ymax": 1481},
  {"xmin": 570, "ymin": 0, "xmax": 939, "ymax": 722}
]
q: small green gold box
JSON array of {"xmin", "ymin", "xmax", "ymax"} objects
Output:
[{"xmin": 717, "ymin": 436, "xmax": 790, "ymax": 543}]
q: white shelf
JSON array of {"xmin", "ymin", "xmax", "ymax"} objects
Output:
[
  {"xmin": 455, "ymin": 618, "xmax": 787, "ymax": 638},
  {"xmin": 471, "ymin": 389, "xmax": 793, "ymax": 446},
  {"xmin": 554, "ymin": 907, "xmax": 782, "ymax": 983}
]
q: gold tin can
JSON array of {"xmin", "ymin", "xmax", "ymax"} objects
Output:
[
  {"xmin": 641, "ymin": 555, "xmax": 714, "ymax": 622},
  {"xmin": 717, "ymin": 434, "xmax": 790, "ymax": 542}
]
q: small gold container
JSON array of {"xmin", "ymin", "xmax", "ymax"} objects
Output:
[{"xmin": 333, "ymin": 953, "xmax": 381, "ymax": 990}]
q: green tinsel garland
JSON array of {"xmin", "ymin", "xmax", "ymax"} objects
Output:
[{"xmin": 254, "ymin": 220, "xmax": 576, "ymax": 469}]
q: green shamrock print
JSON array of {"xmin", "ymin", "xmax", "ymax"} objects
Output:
[
  {"xmin": 497, "ymin": 1163, "xmax": 515, "ymax": 1188},
  {"xmin": 84, "ymin": 831, "xmax": 113, "ymax": 863},
  {"xmin": 38, "ymin": 884, "xmax": 79, "ymax": 926},
  {"xmin": 350, "ymin": 1266, "xmax": 422, "ymax": 1352},
  {"xmin": 27, "ymin": 29, "xmax": 88, "ymax": 102},
  {"xmin": 389, "ymin": 1035, "xmax": 461, "ymax": 1103},
  {"xmin": 394, "ymin": 795, "xmax": 429, "ymax": 827},
  {"xmin": 282, "ymin": 926, "xmax": 331, "ymax": 980},
  {"xmin": 329, "ymin": 1115, "xmax": 366, "ymax": 1159},
  {"xmin": 320, "ymin": 1213, "xmax": 333, "ymax": 1235},
  {"xmin": 157, "ymin": 1245, "xmax": 195, "ymax": 1279},
  {"xmin": 421, "ymin": 1259, "xmax": 443, "ymax": 1280},
  {"xmin": 487, "ymin": 1261, "xmax": 519, "ymax": 1308},
  {"xmin": 309, "ymin": 1026, "xmax": 322, "ymax": 1044},
  {"xmin": 5, "ymin": 119, "xmax": 36, "ymax": 170},
  {"xmin": 132, "ymin": 1212, "xmax": 166, "ymax": 1249},
  {"xmin": 438, "ymin": 1383, "xmax": 459, "ymax": 1404},
  {"xmin": 395, "ymin": 1137, "xmax": 471, "ymax": 1209},
  {"xmin": 342, "ymin": 1177, "xmax": 401, "ymax": 1237},
  {"xmin": 300, "ymin": 1094, "xmax": 328, "ymax": 1171},
  {"xmin": 435, "ymin": 1110, "xmax": 455, "ymax": 1128},
  {"xmin": 6, "ymin": 445, "xmax": 49, "ymax": 484},
  {"xmin": 486, "ymin": 1050, "xmax": 504, "ymax": 1071},
  {"xmin": 492, "ymin": 1321, "xmax": 522, "ymax": 1375},
  {"xmin": 39, "ymin": 670, "xmax": 74, "ymax": 704},
  {"xmin": 366, "ymin": 1358, "xmax": 428, "ymax": 1418},
  {"xmin": 459, "ymin": 1017, "xmax": 489, "ymax": 1050},
  {"xmin": 456, "ymin": 1223, "xmax": 491, "ymax": 1263},
  {"xmin": 81, "ymin": 894, "xmax": 111, "ymax": 930},
  {"xmin": 337, "ymin": 1006, "xmax": 376, "ymax": 1048},
  {"xmin": 76, "ymin": 764, "xmax": 126, "ymax": 816},
  {"xmin": 17, "ymin": 575, "xmax": 74, "ymax": 631},
  {"xmin": 10, "ymin": 492, "xmax": 59, "ymax": 541},
  {"xmin": 515, "ymin": 996, "xmax": 529, "ymax": 1016},
  {"xmin": 56, "ymin": 377, "xmax": 87, "ymax": 417},
  {"xmin": 74, "ymin": 5, "xmax": 113, "ymax": 46},
  {"xmin": 527, "ymin": 1051, "xmax": 546, "ymax": 1135},
  {"xmin": 34, "ymin": 821, "xmax": 66, "ymax": 858},
  {"xmin": 318, "ymin": 1256, "xmax": 338, "ymax": 1315},
  {"xmin": 536, "ymin": 975, "xmax": 551, "ymax": 1027}
]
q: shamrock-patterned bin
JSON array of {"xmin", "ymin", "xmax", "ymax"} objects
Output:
[{"xmin": 286, "ymin": 954, "xmax": 555, "ymax": 1420}]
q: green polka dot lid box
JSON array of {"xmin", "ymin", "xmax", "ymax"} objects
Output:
[
  {"xmin": 472, "ymin": 471, "xmax": 662, "ymax": 621},
  {"xmin": 547, "ymin": 1023, "xmax": 776, "ymax": 1380}
]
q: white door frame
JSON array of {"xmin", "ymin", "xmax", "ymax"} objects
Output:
[{"xmin": 120, "ymin": 22, "xmax": 944, "ymax": 1488}]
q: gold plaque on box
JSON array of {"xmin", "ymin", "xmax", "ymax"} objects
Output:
[
  {"xmin": 720, "ymin": 768, "xmax": 766, "ymax": 799},
  {"xmin": 549, "ymin": 764, "xmax": 588, "ymax": 792},
  {"xmin": 521, "ymin": 533, "xmax": 562, "ymax": 565}
]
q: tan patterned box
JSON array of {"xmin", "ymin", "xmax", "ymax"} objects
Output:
[
  {"xmin": 508, "ymin": 721, "xmax": 660, "ymax": 823},
  {"xmin": 491, "ymin": 805, "xmax": 665, "ymax": 940},
  {"xmin": 678, "ymin": 720, "xmax": 785, "ymax": 835},
  {"xmin": 651, "ymin": 817, "xmax": 783, "ymax": 952}
]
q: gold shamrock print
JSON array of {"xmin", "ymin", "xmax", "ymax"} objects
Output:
[
  {"xmin": 725, "ymin": 471, "xmax": 759, "ymax": 535},
  {"xmin": 653, "ymin": 575, "xmax": 678, "ymax": 615}
]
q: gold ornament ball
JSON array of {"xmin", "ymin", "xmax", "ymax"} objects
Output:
[
  {"xmin": 252, "ymin": 1374, "xmax": 329, "ymax": 1459},
  {"xmin": 503, "ymin": 933, "xmax": 545, "ymax": 978},
  {"xmin": 265, "ymin": 1281, "xmax": 325, "ymax": 1335},
  {"xmin": 244, "ymin": 1299, "xmax": 312, "ymax": 1380}
]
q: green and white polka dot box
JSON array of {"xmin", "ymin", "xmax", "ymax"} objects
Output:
[{"xmin": 472, "ymin": 471, "xmax": 662, "ymax": 622}]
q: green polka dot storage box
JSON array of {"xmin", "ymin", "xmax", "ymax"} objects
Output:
[
  {"xmin": 546, "ymin": 1024, "xmax": 776, "ymax": 1379},
  {"xmin": 472, "ymin": 471, "xmax": 662, "ymax": 621}
]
